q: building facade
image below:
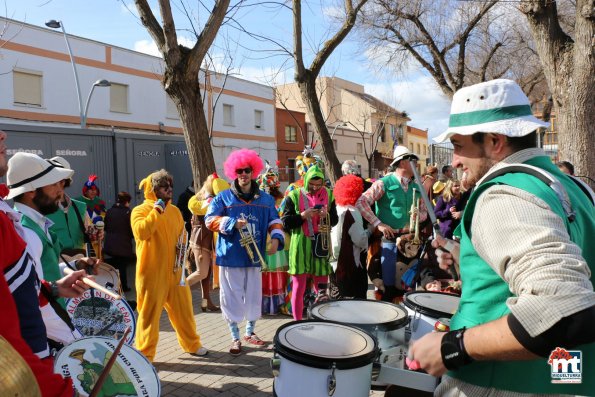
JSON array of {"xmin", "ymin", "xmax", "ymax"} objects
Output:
[
  {"xmin": 406, "ymin": 125, "xmax": 429, "ymax": 174},
  {"xmin": 276, "ymin": 77, "xmax": 410, "ymax": 178},
  {"xmin": 0, "ymin": 17, "xmax": 277, "ymax": 204}
]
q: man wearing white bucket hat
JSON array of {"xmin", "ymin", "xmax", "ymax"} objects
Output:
[
  {"xmin": 0, "ymin": 131, "xmax": 91, "ymax": 395},
  {"xmin": 409, "ymin": 79, "xmax": 595, "ymax": 395},
  {"xmin": 356, "ymin": 145, "xmax": 428, "ymax": 302},
  {"xmin": 7, "ymin": 152, "xmax": 101, "ymax": 346}
]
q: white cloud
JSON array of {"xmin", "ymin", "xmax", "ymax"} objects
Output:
[
  {"xmin": 133, "ymin": 39, "xmax": 161, "ymax": 57},
  {"xmin": 365, "ymin": 74, "xmax": 452, "ymax": 141},
  {"xmin": 132, "ymin": 36, "xmax": 196, "ymax": 58}
]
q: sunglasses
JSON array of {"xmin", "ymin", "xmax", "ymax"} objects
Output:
[
  {"xmin": 158, "ymin": 183, "xmax": 173, "ymax": 190},
  {"xmin": 236, "ymin": 168, "xmax": 252, "ymax": 175}
]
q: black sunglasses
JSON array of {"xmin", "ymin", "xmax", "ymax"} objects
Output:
[
  {"xmin": 158, "ymin": 183, "xmax": 173, "ymax": 190},
  {"xmin": 236, "ymin": 168, "xmax": 252, "ymax": 175}
]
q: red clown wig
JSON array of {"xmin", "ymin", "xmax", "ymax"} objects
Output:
[
  {"xmin": 334, "ymin": 174, "xmax": 364, "ymax": 206},
  {"xmin": 223, "ymin": 149, "xmax": 264, "ymax": 181}
]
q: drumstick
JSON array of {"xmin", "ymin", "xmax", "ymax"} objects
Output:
[
  {"xmin": 95, "ymin": 221, "xmax": 105, "ymax": 260},
  {"xmin": 89, "ymin": 326, "xmax": 131, "ymax": 397},
  {"xmin": 63, "ymin": 267, "xmax": 122, "ymax": 300}
]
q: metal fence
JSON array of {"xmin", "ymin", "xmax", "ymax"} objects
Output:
[{"xmin": 429, "ymin": 143, "xmax": 454, "ymax": 169}]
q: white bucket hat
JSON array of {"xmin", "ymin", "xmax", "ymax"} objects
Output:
[
  {"xmin": 391, "ymin": 145, "xmax": 419, "ymax": 166},
  {"xmin": 6, "ymin": 152, "xmax": 74, "ymax": 200},
  {"xmin": 434, "ymin": 79, "xmax": 550, "ymax": 143}
]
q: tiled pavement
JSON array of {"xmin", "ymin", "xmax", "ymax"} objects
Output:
[{"xmin": 126, "ymin": 284, "xmax": 386, "ymax": 396}]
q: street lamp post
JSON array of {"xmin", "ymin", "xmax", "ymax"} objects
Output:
[
  {"xmin": 45, "ymin": 19, "xmax": 84, "ymax": 128},
  {"xmin": 330, "ymin": 121, "xmax": 348, "ymax": 140},
  {"xmin": 83, "ymin": 80, "xmax": 111, "ymax": 128}
]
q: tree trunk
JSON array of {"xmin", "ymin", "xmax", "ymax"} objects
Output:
[
  {"xmin": 298, "ymin": 76, "xmax": 343, "ymax": 183},
  {"xmin": 521, "ymin": 0, "xmax": 594, "ymax": 188},
  {"xmin": 170, "ymin": 86, "xmax": 217, "ymax": 186}
]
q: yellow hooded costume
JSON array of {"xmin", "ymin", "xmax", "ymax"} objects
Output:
[{"xmin": 131, "ymin": 172, "xmax": 202, "ymax": 362}]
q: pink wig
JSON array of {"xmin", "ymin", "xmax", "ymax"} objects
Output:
[
  {"xmin": 223, "ymin": 149, "xmax": 264, "ymax": 180},
  {"xmin": 334, "ymin": 174, "xmax": 364, "ymax": 206}
]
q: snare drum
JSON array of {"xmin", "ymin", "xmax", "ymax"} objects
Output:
[
  {"xmin": 94, "ymin": 262, "xmax": 121, "ymax": 293},
  {"xmin": 309, "ymin": 299, "xmax": 409, "ymax": 349},
  {"xmin": 66, "ymin": 290, "xmax": 136, "ymax": 344},
  {"xmin": 54, "ymin": 336, "xmax": 160, "ymax": 397},
  {"xmin": 272, "ymin": 320, "xmax": 379, "ymax": 397},
  {"xmin": 403, "ymin": 291, "xmax": 460, "ymax": 341}
]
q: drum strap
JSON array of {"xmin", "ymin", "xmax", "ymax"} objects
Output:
[
  {"xmin": 39, "ymin": 283, "xmax": 76, "ymax": 331},
  {"xmin": 72, "ymin": 202, "xmax": 90, "ymax": 244}
]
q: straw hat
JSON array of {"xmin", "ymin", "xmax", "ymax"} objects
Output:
[
  {"xmin": 0, "ymin": 336, "xmax": 41, "ymax": 396},
  {"xmin": 390, "ymin": 145, "xmax": 419, "ymax": 166},
  {"xmin": 6, "ymin": 152, "xmax": 73, "ymax": 200},
  {"xmin": 433, "ymin": 180, "xmax": 446, "ymax": 195},
  {"xmin": 435, "ymin": 79, "xmax": 549, "ymax": 143}
]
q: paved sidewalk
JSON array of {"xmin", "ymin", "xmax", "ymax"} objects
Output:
[{"xmin": 132, "ymin": 285, "xmax": 386, "ymax": 396}]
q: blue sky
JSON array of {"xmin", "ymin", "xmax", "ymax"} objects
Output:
[{"xmin": 4, "ymin": 0, "xmax": 451, "ymax": 140}]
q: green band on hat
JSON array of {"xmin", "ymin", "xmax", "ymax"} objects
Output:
[{"xmin": 449, "ymin": 105, "xmax": 532, "ymax": 127}]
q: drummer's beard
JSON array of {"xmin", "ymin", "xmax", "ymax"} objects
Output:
[{"xmin": 33, "ymin": 188, "xmax": 61, "ymax": 215}]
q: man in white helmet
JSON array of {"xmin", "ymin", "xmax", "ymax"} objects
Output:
[
  {"xmin": 409, "ymin": 79, "xmax": 595, "ymax": 396},
  {"xmin": 356, "ymin": 145, "xmax": 428, "ymax": 302}
]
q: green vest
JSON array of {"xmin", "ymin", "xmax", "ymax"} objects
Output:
[
  {"xmin": 47, "ymin": 199, "xmax": 86, "ymax": 250},
  {"xmin": 450, "ymin": 156, "xmax": 595, "ymax": 394},
  {"xmin": 21, "ymin": 214, "xmax": 66, "ymax": 308},
  {"xmin": 375, "ymin": 174, "xmax": 420, "ymax": 229}
]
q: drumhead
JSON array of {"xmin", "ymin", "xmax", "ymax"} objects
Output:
[
  {"xmin": 310, "ymin": 299, "xmax": 408, "ymax": 331},
  {"xmin": 54, "ymin": 336, "xmax": 160, "ymax": 396},
  {"xmin": 274, "ymin": 320, "xmax": 378, "ymax": 370},
  {"xmin": 404, "ymin": 291, "xmax": 460, "ymax": 319}
]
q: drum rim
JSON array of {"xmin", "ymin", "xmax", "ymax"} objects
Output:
[
  {"xmin": 403, "ymin": 291, "xmax": 459, "ymax": 319},
  {"xmin": 310, "ymin": 299, "xmax": 409, "ymax": 331},
  {"xmin": 274, "ymin": 320, "xmax": 379, "ymax": 370},
  {"xmin": 54, "ymin": 335, "xmax": 160, "ymax": 395}
]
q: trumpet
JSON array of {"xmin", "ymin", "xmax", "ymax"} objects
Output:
[
  {"xmin": 318, "ymin": 211, "xmax": 334, "ymax": 259},
  {"xmin": 175, "ymin": 224, "xmax": 189, "ymax": 286},
  {"xmin": 238, "ymin": 217, "xmax": 268, "ymax": 271}
]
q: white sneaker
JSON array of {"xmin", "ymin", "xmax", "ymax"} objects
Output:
[{"xmin": 194, "ymin": 346, "xmax": 209, "ymax": 356}]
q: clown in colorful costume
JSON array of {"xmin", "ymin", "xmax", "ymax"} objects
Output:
[
  {"xmin": 282, "ymin": 164, "xmax": 338, "ymax": 320},
  {"xmin": 205, "ymin": 149, "xmax": 284, "ymax": 355},
  {"xmin": 76, "ymin": 174, "xmax": 106, "ymax": 220},
  {"xmin": 131, "ymin": 169, "xmax": 206, "ymax": 362},
  {"xmin": 256, "ymin": 161, "xmax": 289, "ymax": 315}
]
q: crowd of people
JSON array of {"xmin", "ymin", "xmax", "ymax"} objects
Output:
[{"xmin": 1, "ymin": 78, "xmax": 594, "ymax": 396}]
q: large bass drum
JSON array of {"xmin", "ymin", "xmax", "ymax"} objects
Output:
[
  {"xmin": 403, "ymin": 291, "xmax": 460, "ymax": 341},
  {"xmin": 54, "ymin": 336, "xmax": 160, "ymax": 396},
  {"xmin": 309, "ymin": 299, "xmax": 408, "ymax": 349},
  {"xmin": 272, "ymin": 320, "xmax": 379, "ymax": 397}
]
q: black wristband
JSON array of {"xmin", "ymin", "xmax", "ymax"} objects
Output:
[
  {"xmin": 441, "ymin": 327, "xmax": 473, "ymax": 370},
  {"xmin": 49, "ymin": 281, "xmax": 60, "ymax": 299}
]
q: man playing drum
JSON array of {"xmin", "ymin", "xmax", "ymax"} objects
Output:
[
  {"xmin": 409, "ymin": 79, "xmax": 595, "ymax": 396},
  {"xmin": 356, "ymin": 146, "xmax": 428, "ymax": 302},
  {"xmin": 132, "ymin": 169, "xmax": 208, "ymax": 361},
  {"xmin": 0, "ymin": 129, "xmax": 92, "ymax": 396}
]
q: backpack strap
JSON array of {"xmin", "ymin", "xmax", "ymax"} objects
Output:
[{"xmin": 71, "ymin": 201, "xmax": 90, "ymax": 244}]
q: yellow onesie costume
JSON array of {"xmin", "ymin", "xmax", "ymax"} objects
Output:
[{"xmin": 132, "ymin": 173, "xmax": 203, "ymax": 362}]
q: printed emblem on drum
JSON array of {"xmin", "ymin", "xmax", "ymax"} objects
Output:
[
  {"xmin": 548, "ymin": 347, "xmax": 582, "ymax": 384},
  {"xmin": 55, "ymin": 337, "xmax": 160, "ymax": 397},
  {"xmin": 67, "ymin": 290, "xmax": 136, "ymax": 344}
]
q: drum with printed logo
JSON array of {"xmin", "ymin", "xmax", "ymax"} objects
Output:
[
  {"xmin": 54, "ymin": 336, "xmax": 160, "ymax": 397},
  {"xmin": 403, "ymin": 291, "xmax": 460, "ymax": 341},
  {"xmin": 309, "ymin": 299, "xmax": 409, "ymax": 349},
  {"xmin": 272, "ymin": 320, "xmax": 379, "ymax": 397},
  {"xmin": 66, "ymin": 290, "xmax": 136, "ymax": 345}
]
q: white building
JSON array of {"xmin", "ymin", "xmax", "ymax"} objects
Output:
[{"xmin": 0, "ymin": 16, "xmax": 277, "ymax": 179}]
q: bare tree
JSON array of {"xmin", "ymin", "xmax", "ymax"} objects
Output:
[
  {"xmin": 133, "ymin": 0, "xmax": 231, "ymax": 184},
  {"xmin": 520, "ymin": 0, "xmax": 594, "ymax": 186},
  {"xmin": 359, "ymin": 1, "xmax": 546, "ymax": 100},
  {"xmin": 347, "ymin": 112, "xmax": 388, "ymax": 178},
  {"xmin": 292, "ymin": 0, "xmax": 369, "ymax": 182}
]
